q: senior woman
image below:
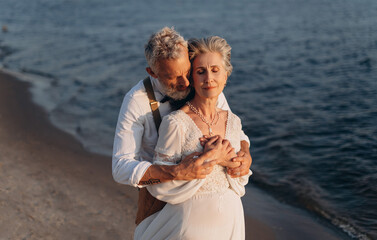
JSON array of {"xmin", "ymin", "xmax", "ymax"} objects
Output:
[{"xmin": 134, "ymin": 36, "xmax": 252, "ymax": 240}]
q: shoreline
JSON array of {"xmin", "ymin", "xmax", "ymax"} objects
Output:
[{"xmin": 0, "ymin": 69, "xmax": 348, "ymax": 239}]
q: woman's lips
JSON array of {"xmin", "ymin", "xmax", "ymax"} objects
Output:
[{"xmin": 203, "ymin": 86, "xmax": 216, "ymax": 90}]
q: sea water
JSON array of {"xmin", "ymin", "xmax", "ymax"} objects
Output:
[{"xmin": 0, "ymin": 0, "xmax": 376, "ymax": 239}]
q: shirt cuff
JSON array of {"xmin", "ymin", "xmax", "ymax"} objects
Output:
[{"xmin": 130, "ymin": 161, "xmax": 152, "ymax": 188}]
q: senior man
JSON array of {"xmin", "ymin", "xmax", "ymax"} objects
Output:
[{"xmin": 112, "ymin": 27, "xmax": 252, "ymax": 225}]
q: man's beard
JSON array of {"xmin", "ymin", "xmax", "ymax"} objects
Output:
[{"xmin": 161, "ymin": 84, "xmax": 192, "ymax": 100}]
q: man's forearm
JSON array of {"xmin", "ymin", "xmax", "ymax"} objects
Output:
[
  {"xmin": 138, "ymin": 164, "xmax": 177, "ymax": 185},
  {"xmin": 138, "ymin": 150, "xmax": 218, "ymax": 185}
]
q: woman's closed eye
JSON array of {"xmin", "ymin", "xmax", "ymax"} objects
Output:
[
  {"xmin": 211, "ymin": 66, "xmax": 219, "ymax": 73},
  {"xmin": 196, "ymin": 67, "xmax": 220, "ymax": 75}
]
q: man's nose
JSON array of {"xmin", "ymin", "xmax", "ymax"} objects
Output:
[{"xmin": 179, "ymin": 76, "xmax": 190, "ymax": 87}]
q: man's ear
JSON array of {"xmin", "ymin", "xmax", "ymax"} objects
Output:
[{"xmin": 146, "ymin": 67, "xmax": 158, "ymax": 79}]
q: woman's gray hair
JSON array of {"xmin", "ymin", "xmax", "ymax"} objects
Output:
[
  {"xmin": 188, "ymin": 36, "xmax": 233, "ymax": 76},
  {"xmin": 145, "ymin": 27, "xmax": 188, "ymax": 71}
]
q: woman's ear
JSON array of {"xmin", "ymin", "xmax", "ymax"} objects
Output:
[{"xmin": 146, "ymin": 67, "xmax": 158, "ymax": 79}]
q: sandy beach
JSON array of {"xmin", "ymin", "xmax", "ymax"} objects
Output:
[
  {"xmin": 0, "ymin": 71, "xmax": 138, "ymax": 239},
  {"xmin": 0, "ymin": 70, "xmax": 348, "ymax": 240}
]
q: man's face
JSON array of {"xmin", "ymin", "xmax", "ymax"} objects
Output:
[{"xmin": 149, "ymin": 47, "xmax": 191, "ymax": 100}]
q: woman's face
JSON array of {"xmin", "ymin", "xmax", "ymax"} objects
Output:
[{"xmin": 191, "ymin": 52, "xmax": 228, "ymax": 100}]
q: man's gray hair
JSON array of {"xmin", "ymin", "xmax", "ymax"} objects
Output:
[
  {"xmin": 145, "ymin": 27, "xmax": 188, "ymax": 71},
  {"xmin": 188, "ymin": 36, "xmax": 233, "ymax": 76}
]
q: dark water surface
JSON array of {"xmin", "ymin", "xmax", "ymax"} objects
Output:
[{"xmin": 1, "ymin": 0, "xmax": 376, "ymax": 239}]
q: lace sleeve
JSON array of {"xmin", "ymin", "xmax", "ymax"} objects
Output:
[
  {"xmin": 153, "ymin": 112, "xmax": 184, "ymax": 165},
  {"xmin": 223, "ymin": 111, "xmax": 252, "ymax": 196}
]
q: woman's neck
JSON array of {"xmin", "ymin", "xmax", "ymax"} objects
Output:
[{"xmin": 189, "ymin": 96, "xmax": 218, "ymax": 119}]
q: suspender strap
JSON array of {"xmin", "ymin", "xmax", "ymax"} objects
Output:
[
  {"xmin": 136, "ymin": 77, "xmax": 167, "ymax": 225},
  {"xmin": 143, "ymin": 76, "xmax": 162, "ymax": 131}
]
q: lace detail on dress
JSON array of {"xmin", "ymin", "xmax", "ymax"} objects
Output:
[
  {"xmin": 154, "ymin": 152, "xmax": 181, "ymax": 165},
  {"xmin": 154, "ymin": 110, "xmax": 242, "ymax": 193},
  {"xmin": 197, "ymin": 165, "xmax": 229, "ymax": 193}
]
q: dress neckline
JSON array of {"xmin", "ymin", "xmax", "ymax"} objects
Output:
[{"xmin": 176, "ymin": 109, "xmax": 231, "ymax": 140}]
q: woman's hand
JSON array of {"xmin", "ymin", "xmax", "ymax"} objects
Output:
[{"xmin": 200, "ymin": 135, "xmax": 240, "ymax": 168}]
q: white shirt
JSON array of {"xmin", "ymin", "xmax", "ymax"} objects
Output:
[{"xmin": 112, "ymin": 76, "xmax": 250, "ymax": 187}]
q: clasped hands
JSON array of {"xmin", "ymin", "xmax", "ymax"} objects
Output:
[{"xmin": 177, "ymin": 135, "xmax": 251, "ymax": 180}]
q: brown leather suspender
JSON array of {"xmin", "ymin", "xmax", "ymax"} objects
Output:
[
  {"xmin": 135, "ymin": 77, "xmax": 167, "ymax": 225},
  {"xmin": 143, "ymin": 76, "xmax": 162, "ymax": 131}
]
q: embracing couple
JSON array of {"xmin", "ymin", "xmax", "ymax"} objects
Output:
[{"xmin": 112, "ymin": 27, "xmax": 252, "ymax": 239}]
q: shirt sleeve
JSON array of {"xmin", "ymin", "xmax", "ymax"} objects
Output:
[
  {"xmin": 112, "ymin": 95, "xmax": 152, "ymax": 187},
  {"xmin": 217, "ymin": 92, "xmax": 250, "ymax": 146}
]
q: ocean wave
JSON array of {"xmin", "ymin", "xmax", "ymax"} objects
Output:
[{"xmin": 251, "ymin": 170, "xmax": 374, "ymax": 240}]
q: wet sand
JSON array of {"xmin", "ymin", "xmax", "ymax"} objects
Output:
[{"xmin": 0, "ymin": 70, "xmax": 347, "ymax": 239}]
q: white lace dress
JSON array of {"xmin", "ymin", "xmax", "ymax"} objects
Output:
[{"xmin": 134, "ymin": 110, "xmax": 252, "ymax": 240}]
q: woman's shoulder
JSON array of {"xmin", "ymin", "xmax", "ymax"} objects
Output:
[
  {"xmin": 158, "ymin": 110, "xmax": 188, "ymax": 140},
  {"xmin": 162, "ymin": 109, "xmax": 191, "ymax": 128},
  {"xmin": 163, "ymin": 109, "xmax": 186, "ymax": 121}
]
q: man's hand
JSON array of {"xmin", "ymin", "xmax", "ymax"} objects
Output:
[
  {"xmin": 173, "ymin": 151, "xmax": 217, "ymax": 180},
  {"xmin": 227, "ymin": 141, "xmax": 252, "ymax": 178}
]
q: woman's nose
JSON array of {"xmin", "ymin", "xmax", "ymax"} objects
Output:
[{"xmin": 204, "ymin": 71, "xmax": 212, "ymax": 83}]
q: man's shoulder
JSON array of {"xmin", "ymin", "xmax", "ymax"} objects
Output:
[
  {"xmin": 119, "ymin": 79, "xmax": 149, "ymax": 114},
  {"xmin": 125, "ymin": 79, "xmax": 147, "ymax": 99}
]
